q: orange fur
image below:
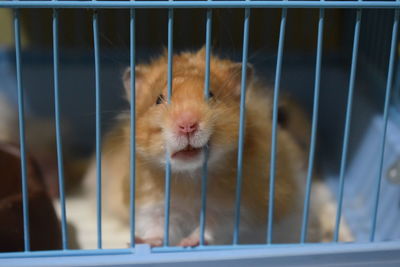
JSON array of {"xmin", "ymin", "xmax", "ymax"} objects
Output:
[{"xmin": 85, "ymin": 48, "xmax": 314, "ymax": 246}]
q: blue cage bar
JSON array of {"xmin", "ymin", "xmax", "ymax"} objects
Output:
[
  {"xmin": 92, "ymin": 6, "xmax": 103, "ymax": 249},
  {"xmin": 163, "ymin": 4, "xmax": 174, "ymax": 248},
  {"xmin": 52, "ymin": 5, "xmax": 69, "ymax": 250},
  {"xmin": 267, "ymin": 6, "xmax": 286, "ymax": 244},
  {"xmin": 13, "ymin": 7, "xmax": 30, "ymax": 253},
  {"xmin": 300, "ymin": 6, "xmax": 324, "ymax": 244},
  {"xmin": 233, "ymin": 6, "xmax": 250, "ymax": 246},
  {"xmin": 199, "ymin": 2, "xmax": 212, "ymax": 247},
  {"xmin": 1, "ymin": 1, "xmax": 400, "ymax": 9},
  {"xmin": 129, "ymin": 5, "xmax": 137, "ymax": 248},
  {"xmin": 334, "ymin": 7, "xmax": 362, "ymax": 243}
]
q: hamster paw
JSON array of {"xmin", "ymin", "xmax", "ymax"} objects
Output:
[
  {"xmin": 178, "ymin": 236, "xmax": 208, "ymax": 247},
  {"xmin": 142, "ymin": 237, "xmax": 164, "ymax": 247},
  {"xmin": 126, "ymin": 237, "xmax": 148, "ymax": 247}
]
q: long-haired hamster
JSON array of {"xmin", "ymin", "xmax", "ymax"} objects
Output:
[{"xmin": 84, "ymin": 48, "xmax": 342, "ymax": 247}]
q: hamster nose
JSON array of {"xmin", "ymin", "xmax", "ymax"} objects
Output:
[
  {"xmin": 176, "ymin": 112, "xmax": 199, "ymax": 136},
  {"xmin": 179, "ymin": 122, "xmax": 198, "ymax": 135}
]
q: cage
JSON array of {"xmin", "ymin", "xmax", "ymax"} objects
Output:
[{"xmin": 0, "ymin": 0, "xmax": 400, "ymax": 266}]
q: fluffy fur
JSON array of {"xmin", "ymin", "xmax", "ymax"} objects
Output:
[{"xmin": 83, "ymin": 48, "xmax": 349, "ymax": 246}]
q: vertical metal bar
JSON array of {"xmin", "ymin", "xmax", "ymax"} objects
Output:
[
  {"xmin": 266, "ymin": 7, "xmax": 287, "ymax": 244},
  {"xmin": 92, "ymin": 5, "xmax": 102, "ymax": 249},
  {"xmin": 199, "ymin": 7, "xmax": 212, "ymax": 247},
  {"xmin": 163, "ymin": 6, "xmax": 174, "ymax": 247},
  {"xmin": 129, "ymin": 6, "xmax": 137, "ymax": 248},
  {"xmin": 334, "ymin": 9, "xmax": 362, "ymax": 242},
  {"xmin": 233, "ymin": 7, "xmax": 251, "ymax": 245},
  {"xmin": 370, "ymin": 7, "xmax": 399, "ymax": 242},
  {"xmin": 14, "ymin": 8, "xmax": 30, "ymax": 252},
  {"xmin": 300, "ymin": 8, "xmax": 324, "ymax": 244},
  {"xmin": 52, "ymin": 6, "xmax": 68, "ymax": 250}
]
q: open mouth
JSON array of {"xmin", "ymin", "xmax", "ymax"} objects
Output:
[{"xmin": 171, "ymin": 145, "xmax": 203, "ymax": 160}]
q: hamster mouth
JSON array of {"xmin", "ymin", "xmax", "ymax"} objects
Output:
[{"xmin": 171, "ymin": 145, "xmax": 203, "ymax": 160}]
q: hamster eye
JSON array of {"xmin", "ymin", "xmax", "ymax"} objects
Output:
[
  {"xmin": 156, "ymin": 94, "xmax": 165, "ymax": 105},
  {"xmin": 277, "ymin": 106, "xmax": 287, "ymax": 127},
  {"xmin": 208, "ymin": 91, "xmax": 214, "ymax": 98}
]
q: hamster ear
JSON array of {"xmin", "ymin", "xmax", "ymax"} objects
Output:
[
  {"xmin": 196, "ymin": 46, "xmax": 206, "ymax": 58},
  {"xmin": 122, "ymin": 66, "xmax": 145, "ymax": 102},
  {"xmin": 226, "ymin": 62, "xmax": 254, "ymax": 96}
]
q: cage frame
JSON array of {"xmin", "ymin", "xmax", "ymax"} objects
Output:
[{"xmin": 0, "ymin": 0, "xmax": 400, "ymax": 266}]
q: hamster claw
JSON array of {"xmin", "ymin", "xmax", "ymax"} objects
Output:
[
  {"xmin": 127, "ymin": 236, "xmax": 163, "ymax": 248},
  {"xmin": 178, "ymin": 236, "xmax": 208, "ymax": 247},
  {"xmin": 142, "ymin": 237, "xmax": 164, "ymax": 247}
]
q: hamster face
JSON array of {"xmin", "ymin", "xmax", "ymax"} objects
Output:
[
  {"xmin": 162, "ymin": 76, "xmax": 216, "ymax": 171},
  {"xmin": 123, "ymin": 48, "xmax": 252, "ymax": 172}
]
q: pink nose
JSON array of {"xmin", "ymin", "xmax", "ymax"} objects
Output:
[
  {"xmin": 178, "ymin": 122, "xmax": 198, "ymax": 134},
  {"xmin": 176, "ymin": 112, "xmax": 199, "ymax": 136}
]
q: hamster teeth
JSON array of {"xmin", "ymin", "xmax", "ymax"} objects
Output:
[
  {"xmin": 184, "ymin": 146, "xmax": 193, "ymax": 151},
  {"xmin": 182, "ymin": 145, "xmax": 198, "ymax": 151}
]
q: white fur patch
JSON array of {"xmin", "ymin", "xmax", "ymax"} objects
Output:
[{"xmin": 162, "ymin": 125, "xmax": 212, "ymax": 171}]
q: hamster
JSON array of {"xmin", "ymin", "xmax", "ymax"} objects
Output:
[
  {"xmin": 84, "ymin": 48, "xmax": 330, "ymax": 247},
  {"xmin": 277, "ymin": 95, "xmax": 311, "ymax": 153}
]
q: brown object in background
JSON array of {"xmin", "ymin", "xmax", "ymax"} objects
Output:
[
  {"xmin": 0, "ymin": 142, "xmax": 62, "ymax": 252},
  {"xmin": 22, "ymin": 119, "xmax": 90, "ymax": 199}
]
